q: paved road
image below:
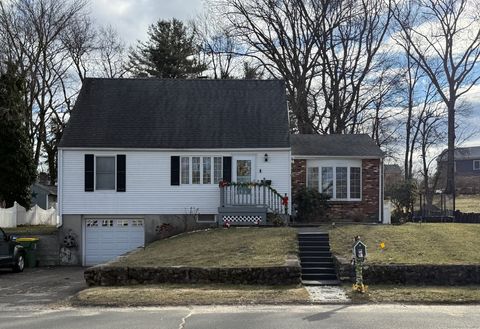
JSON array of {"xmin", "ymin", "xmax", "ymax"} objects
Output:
[
  {"xmin": 0, "ymin": 305, "xmax": 479, "ymax": 329},
  {"xmin": 0, "ymin": 267, "xmax": 86, "ymax": 308}
]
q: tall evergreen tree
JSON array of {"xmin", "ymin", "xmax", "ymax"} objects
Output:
[
  {"xmin": 0, "ymin": 64, "xmax": 36, "ymax": 208},
  {"xmin": 127, "ymin": 18, "xmax": 206, "ymax": 78}
]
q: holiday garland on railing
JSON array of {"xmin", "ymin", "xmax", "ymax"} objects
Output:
[{"xmin": 218, "ymin": 180, "xmax": 288, "ymax": 207}]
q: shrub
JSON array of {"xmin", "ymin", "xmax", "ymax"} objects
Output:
[
  {"xmin": 390, "ymin": 180, "xmax": 417, "ymax": 223},
  {"xmin": 293, "ymin": 188, "xmax": 330, "ymax": 222}
]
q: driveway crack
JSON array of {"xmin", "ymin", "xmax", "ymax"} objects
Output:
[{"xmin": 179, "ymin": 309, "xmax": 193, "ymax": 329}]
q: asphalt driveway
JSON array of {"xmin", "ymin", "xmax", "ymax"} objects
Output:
[{"xmin": 0, "ymin": 267, "xmax": 86, "ymax": 309}]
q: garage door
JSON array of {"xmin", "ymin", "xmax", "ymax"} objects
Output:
[{"xmin": 85, "ymin": 218, "xmax": 144, "ymax": 266}]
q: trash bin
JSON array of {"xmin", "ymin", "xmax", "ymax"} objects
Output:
[{"xmin": 16, "ymin": 237, "xmax": 40, "ymax": 268}]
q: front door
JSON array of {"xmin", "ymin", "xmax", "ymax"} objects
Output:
[
  {"xmin": 233, "ymin": 156, "xmax": 256, "ymax": 183},
  {"xmin": 232, "ymin": 156, "xmax": 256, "ymax": 200}
]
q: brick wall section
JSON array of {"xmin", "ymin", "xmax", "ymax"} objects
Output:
[
  {"xmin": 291, "ymin": 159, "xmax": 307, "ymax": 198},
  {"xmin": 291, "ymin": 158, "xmax": 380, "ymax": 222}
]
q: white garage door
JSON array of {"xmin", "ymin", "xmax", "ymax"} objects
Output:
[{"xmin": 85, "ymin": 218, "xmax": 144, "ymax": 266}]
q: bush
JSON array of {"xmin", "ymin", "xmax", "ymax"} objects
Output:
[
  {"xmin": 293, "ymin": 188, "xmax": 330, "ymax": 222},
  {"xmin": 390, "ymin": 180, "xmax": 417, "ymax": 223}
]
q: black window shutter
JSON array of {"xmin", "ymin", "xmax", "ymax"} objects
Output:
[
  {"xmin": 223, "ymin": 157, "xmax": 232, "ymax": 182},
  {"xmin": 117, "ymin": 155, "xmax": 126, "ymax": 192},
  {"xmin": 84, "ymin": 154, "xmax": 94, "ymax": 192},
  {"xmin": 171, "ymin": 156, "xmax": 180, "ymax": 185}
]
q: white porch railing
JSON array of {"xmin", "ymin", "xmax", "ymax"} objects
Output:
[{"xmin": 219, "ymin": 181, "xmax": 288, "ymax": 214}]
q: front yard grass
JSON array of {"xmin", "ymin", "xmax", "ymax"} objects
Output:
[
  {"xmin": 456, "ymin": 194, "xmax": 480, "ymax": 213},
  {"xmin": 346, "ymin": 285, "xmax": 480, "ymax": 304},
  {"xmin": 113, "ymin": 227, "xmax": 297, "ymax": 267},
  {"xmin": 73, "ymin": 284, "xmax": 309, "ymax": 306},
  {"xmin": 329, "ymin": 223, "xmax": 480, "ymax": 265}
]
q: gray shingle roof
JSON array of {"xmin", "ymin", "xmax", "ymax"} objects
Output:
[
  {"xmin": 438, "ymin": 146, "xmax": 480, "ymax": 161},
  {"xmin": 59, "ymin": 78, "xmax": 290, "ymax": 149},
  {"xmin": 291, "ymin": 134, "xmax": 384, "ymax": 157}
]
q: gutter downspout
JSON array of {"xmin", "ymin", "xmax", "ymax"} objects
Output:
[
  {"xmin": 57, "ymin": 149, "xmax": 63, "ymax": 228},
  {"xmin": 379, "ymin": 157, "xmax": 384, "ymax": 223}
]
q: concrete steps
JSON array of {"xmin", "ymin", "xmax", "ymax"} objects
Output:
[{"xmin": 298, "ymin": 232, "xmax": 340, "ymax": 286}]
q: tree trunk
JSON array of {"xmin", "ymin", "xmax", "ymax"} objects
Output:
[{"xmin": 445, "ymin": 99, "xmax": 456, "ymax": 209}]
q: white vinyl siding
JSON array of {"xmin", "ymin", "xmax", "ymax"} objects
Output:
[{"xmin": 60, "ymin": 150, "xmax": 291, "ymax": 215}]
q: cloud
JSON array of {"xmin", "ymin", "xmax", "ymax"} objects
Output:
[{"xmin": 90, "ymin": 0, "xmax": 204, "ymax": 45}]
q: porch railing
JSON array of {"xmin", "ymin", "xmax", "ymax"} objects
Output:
[{"xmin": 219, "ymin": 181, "xmax": 288, "ymax": 214}]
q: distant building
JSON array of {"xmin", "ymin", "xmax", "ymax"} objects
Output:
[
  {"xmin": 31, "ymin": 182, "xmax": 57, "ymax": 209},
  {"xmin": 438, "ymin": 146, "xmax": 480, "ymax": 194}
]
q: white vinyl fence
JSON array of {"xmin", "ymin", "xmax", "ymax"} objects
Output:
[{"xmin": 0, "ymin": 202, "xmax": 58, "ymax": 227}]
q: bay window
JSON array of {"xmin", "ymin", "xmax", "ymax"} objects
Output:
[{"xmin": 307, "ymin": 164, "xmax": 361, "ymax": 200}]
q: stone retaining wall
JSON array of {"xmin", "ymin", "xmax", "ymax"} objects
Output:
[
  {"xmin": 84, "ymin": 259, "xmax": 301, "ymax": 286},
  {"xmin": 333, "ymin": 256, "xmax": 480, "ymax": 285}
]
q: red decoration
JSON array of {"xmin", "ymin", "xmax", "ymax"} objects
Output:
[
  {"xmin": 282, "ymin": 196, "xmax": 289, "ymax": 205},
  {"xmin": 219, "ymin": 180, "xmax": 229, "ymax": 188}
]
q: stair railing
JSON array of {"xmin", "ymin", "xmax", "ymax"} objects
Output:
[{"xmin": 219, "ymin": 181, "xmax": 288, "ymax": 214}]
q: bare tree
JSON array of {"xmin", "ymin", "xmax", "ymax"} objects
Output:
[
  {"xmin": 393, "ymin": 0, "xmax": 480, "ymax": 200},
  {"xmin": 314, "ymin": 0, "xmax": 393, "ymax": 134},
  {"xmin": 97, "ymin": 25, "xmax": 127, "ymax": 78},
  {"xmin": 212, "ymin": 0, "xmax": 334, "ymax": 133},
  {"xmin": 0, "ymin": 0, "xmax": 88, "ymax": 184},
  {"xmin": 192, "ymin": 12, "xmax": 241, "ymax": 79}
]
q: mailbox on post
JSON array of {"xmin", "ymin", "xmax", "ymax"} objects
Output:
[{"xmin": 353, "ymin": 241, "xmax": 367, "ymax": 261}]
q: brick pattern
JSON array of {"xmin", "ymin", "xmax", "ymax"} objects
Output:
[
  {"xmin": 291, "ymin": 159, "xmax": 307, "ymax": 198},
  {"xmin": 291, "ymin": 158, "xmax": 380, "ymax": 222}
]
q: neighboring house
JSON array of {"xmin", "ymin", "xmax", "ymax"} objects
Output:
[
  {"xmin": 384, "ymin": 164, "xmax": 403, "ymax": 195},
  {"xmin": 291, "ymin": 134, "xmax": 384, "ymax": 222},
  {"xmin": 31, "ymin": 183, "xmax": 57, "ymax": 210},
  {"xmin": 57, "ymin": 78, "xmax": 291, "ymax": 266},
  {"xmin": 438, "ymin": 146, "xmax": 480, "ymax": 194}
]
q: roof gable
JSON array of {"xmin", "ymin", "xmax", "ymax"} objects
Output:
[
  {"xmin": 59, "ymin": 78, "xmax": 290, "ymax": 149},
  {"xmin": 438, "ymin": 146, "xmax": 480, "ymax": 161}
]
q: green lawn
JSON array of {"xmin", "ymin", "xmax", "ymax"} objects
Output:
[
  {"xmin": 73, "ymin": 284, "xmax": 309, "ymax": 306},
  {"xmin": 113, "ymin": 227, "xmax": 297, "ymax": 268},
  {"xmin": 330, "ymin": 223, "xmax": 480, "ymax": 265},
  {"xmin": 456, "ymin": 194, "xmax": 480, "ymax": 213}
]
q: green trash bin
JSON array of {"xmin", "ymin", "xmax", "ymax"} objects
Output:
[{"xmin": 16, "ymin": 237, "xmax": 39, "ymax": 268}]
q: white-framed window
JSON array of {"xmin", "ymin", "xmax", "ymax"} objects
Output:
[
  {"xmin": 96, "ymin": 156, "xmax": 115, "ymax": 190},
  {"xmin": 474, "ymin": 160, "xmax": 480, "ymax": 170},
  {"xmin": 180, "ymin": 156, "xmax": 223, "ymax": 185},
  {"xmin": 307, "ymin": 167, "xmax": 319, "ymax": 189},
  {"xmin": 306, "ymin": 164, "xmax": 362, "ymax": 201}
]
